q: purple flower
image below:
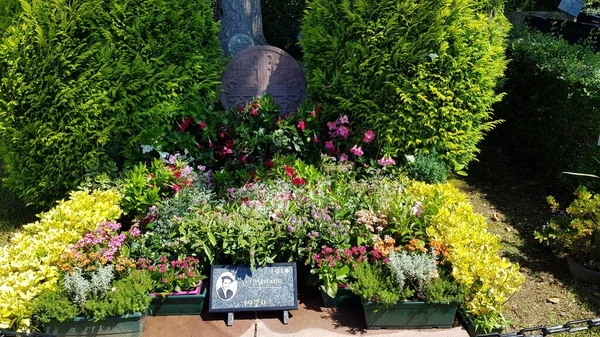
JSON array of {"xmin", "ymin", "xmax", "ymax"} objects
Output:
[
  {"xmin": 287, "ymin": 225, "xmax": 294, "ymax": 232},
  {"xmin": 338, "ymin": 115, "xmax": 349, "ymax": 124}
]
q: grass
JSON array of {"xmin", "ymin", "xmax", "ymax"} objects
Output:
[
  {"xmin": 457, "ymin": 147, "xmax": 600, "ymax": 336},
  {"xmin": 0, "ymin": 169, "xmax": 37, "ymax": 246}
]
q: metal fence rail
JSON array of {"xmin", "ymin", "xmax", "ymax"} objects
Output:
[
  {"xmin": 477, "ymin": 318, "xmax": 600, "ymax": 337},
  {"xmin": 0, "ymin": 331, "xmax": 56, "ymax": 337}
]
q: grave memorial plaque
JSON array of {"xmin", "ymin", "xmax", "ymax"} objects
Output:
[
  {"xmin": 209, "ymin": 263, "xmax": 298, "ymax": 325},
  {"xmin": 558, "ymin": 0, "xmax": 584, "ymax": 17},
  {"xmin": 220, "ymin": 46, "xmax": 306, "ymax": 114}
]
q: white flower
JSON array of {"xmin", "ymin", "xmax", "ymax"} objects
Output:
[{"xmin": 405, "ymin": 154, "xmax": 415, "ymax": 163}]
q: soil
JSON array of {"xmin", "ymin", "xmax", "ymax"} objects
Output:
[{"xmin": 456, "ymin": 146, "xmax": 600, "ymax": 336}]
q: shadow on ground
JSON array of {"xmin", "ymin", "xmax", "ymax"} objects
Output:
[{"xmin": 459, "ymin": 145, "xmax": 600, "ymax": 330}]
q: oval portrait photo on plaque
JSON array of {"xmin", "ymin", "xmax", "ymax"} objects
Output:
[{"xmin": 215, "ymin": 271, "xmax": 238, "ymax": 302}]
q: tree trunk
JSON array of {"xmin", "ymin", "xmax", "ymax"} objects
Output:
[{"xmin": 217, "ymin": 0, "xmax": 268, "ymax": 55}]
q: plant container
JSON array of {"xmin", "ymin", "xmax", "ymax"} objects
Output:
[
  {"xmin": 362, "ymin": 301, "xmax": 460, "ymax": 329},
  {"xmin": 320, "ymin": 284, "xmax": 361, "ymax": 308},
  {"xmin": 568, "ymin": 258, "xmax": 600, "ymax": 284},
  {"xmin": 456, "ymin": 308, "xmax": 503, "ymax": 337},
  {"xmin": 149, "ymin": 280, "xmax": 207, "ymax": 316},
  {"xmin": 44, "ymin": 312, "xmax": 145, "ymax": 337}
]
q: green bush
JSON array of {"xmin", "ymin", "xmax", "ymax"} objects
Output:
[
  {"xmin": 491, "ymin": 27, "xmax": 600, "ymax": 190},
  {"xmin": 300, "ymin": 0, "xmax": 510, "ymax": 170},
  {"xmin": 407, "ymin": 152, "xmax": 449, "ymax": 184},
  {"xmin": 262, "ymin": 0, "xmax": 305, "ymax": 57},
  {"xmin": 0, "ymin": 0, "xmax": 19, "ymax": 34},
  {"xmin": 0, "ymin": 0, "xmax": 223, "ymax": 206}
]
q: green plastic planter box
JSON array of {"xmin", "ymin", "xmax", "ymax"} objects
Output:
[
  {"xmin": 456, "ymin": 308, "xmax": 503, "ymax": 337},
  {"xmin": 44, "ymin": 312, "xmax": 146, "ymax": 337},
  {"xmin": 320, "ymin": 285, "xmax": 361, "ymax": 308},
  {"xmin": 149, "ymin": 281, "xmax": 207, "ymax": 316},
  {"xmin": 362, "ymin": 301, "xmax": 460, "ymax": 329}
]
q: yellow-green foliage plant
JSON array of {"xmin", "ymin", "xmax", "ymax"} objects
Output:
[
  {"xmin": 0, "ymin": 190, "xmax": 122, "ymax": 331},
  {"xmin": 408, "ymin": 182, "xmax": 524, "ymax": 332},
  {"xmin": 301, "ymin": 0, "xmax": 510, "ymax": 170}
]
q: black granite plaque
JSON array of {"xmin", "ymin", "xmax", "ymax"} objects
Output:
[{"xmin": 208, "ymin": 263, "xmax": 298, "ymax": 313}]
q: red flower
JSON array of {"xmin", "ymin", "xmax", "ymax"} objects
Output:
[
  {"xmin": 265, "ymin": 159, "xmax": 274, "ymax": 168},
  {"xmin": 291, "ymin": 177, "xmax": 306, "ymax": 185},
  {"xmin": 297, "ymin": 121, "xmax": 305, "ymax": 131},
  {"xmin": 198, "ymin": 122, "xmax": 207, "ymax": 130},
  {"xmin": 250, "ymin": 109, "xmax": 258, "ymax": 117},
  {"xmin": 173, "ymin": 171, "xmax": 182, "ymax": 179},
  {"xmin": 284, "ymin": 165, "xmax": 295, "ymax": 177},
  {"xmin": 172, "ymin": 184, "xmax": 182, "ymax": 193},
  {"xmin": 196, "ymin": 143, "xmax": 203, "ymax": 150},
  {"xmin": 179, "ymin": 117, "xmax": 192, "ymax": 132},
  {"xmin": 226, "ymin": 139, "xmax": 235, "ymax": 148}
]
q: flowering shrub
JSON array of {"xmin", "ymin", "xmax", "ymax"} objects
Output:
[
  {"xmin": 137, "ymin": 256, "xmax": 204, "ymax": 295},
  {"xmin": 59, "ymin": 221, "xmax": 139, "ymax": 276},
  {"xmin": 408, "ymin": 181, "xmax": 524, "ymax": 332},
  {"xmin": 310, "ymin": 245, "xmax": 371, "ymax": 297},
  {"xmin": 121, "ymin": 154, "xmax": 213, "ymax": 216},
  {"xmin": 0, "ymin": 190, "xmax": 122, "ymax": 331}
]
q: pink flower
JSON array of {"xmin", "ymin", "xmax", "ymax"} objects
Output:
[
  {"xmin": 160, "ymin": 256, "xmax": 167, "ymax": 263},
  {"xmin": 313, "ymin": 136, "xmax": 319, "ymax": 143},
  {"xmin": 297, "ymin": 121, "xmax": 305, "ymax": 131},
  {"xmin": 338, "ymin": 115, "xmax": 349, "ymax": 124},
  {"xmin": 241, "ymin": 154, "xmax": 248, "ymax": 163},
  {"xmin": 363, "ymin": 130, "xmax": 375, "ymax": 143},
  {"xmin": 340, "ymin": 153, "xmax": 349, "ymax": 161},
  {"xmin": 284, "ymin": 165, "xmax": 295, "ymax": 177},
  {"xmin": 350, "ymin": 145, "xmax": 363, "ymax": 157},
  {"xmin": 291, "ymin": 177, "xmax": 306, "ymax": 185},
  {"xmin": 250, "ymin": 109, "xmax": 258, "ymax": 117},
  {"xmin": 327, "ymin": 121, "xmax": 337, "ymax": 130},
  {"xmin": 337, "ymin": 126, "xmax": 350, "ymax": 139},
  {"xmin": 198, "ymin": 121, "xmax": 207, "ymax": 130},
  {"xmin": 411, "ymin": 201, "xmax": 423, "ymax": 217},
  {"xmin": 324, "ymin": 141, "xmax": 334, "ymax": 150},
  {"xmin": 310, "ymin": 110, "xmax": 316, "ymax": 117},
  {"xmin": 222, "ymin": 146, "xmax": 232, "ymax": 155},
  {"xmin": 129, "ymin": 226, "xmax": 141, "ymax": 238},
  {"xmin": 377, "ymin": 156, "xmax": 396, "ymax": 166},
  {"xmin": 172, "ymin": 184, "xmax": 182, "ymax": 193}
]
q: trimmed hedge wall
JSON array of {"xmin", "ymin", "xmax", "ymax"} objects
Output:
[
  {"xmin": 262, "ymin": 0, "xmax": 305, "ymax": 58},
  {"xmin": 0, "ymin": 0, "xmax": 223, "ymax": 206},
  {"xmin": 492, "ymin": 27, "xmax": 600, "ymax": 189}
]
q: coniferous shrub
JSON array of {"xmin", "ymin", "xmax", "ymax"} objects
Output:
[
  {"xmin": 0, "ymin": 0, "xmax": 223, "ymax": 206},
  {"xmin": 300, "ymin": 0, "xmax": 510, "ymax": 170},
  {"xmin": 0, "ymin": 0, "xmax": 19, "ymax": 34}
]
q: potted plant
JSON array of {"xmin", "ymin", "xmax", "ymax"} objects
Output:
[
  {"xmin": 310, "ymin": 245, "xmax": 370, "ymax": 308},
  {"xmin": 137, "ymin": 256, "xmax": 207, "ymax": 315},
  {"xmin": 350, "ymin": 245, "xmax": 463, "ymax": 329},
  {"xmin": 32, "ymin": 221, "xmax": 152, "ymax": 337},
  {"xmin": 535, "ymin": 186, "xmax": 600, "ymax": 284}
]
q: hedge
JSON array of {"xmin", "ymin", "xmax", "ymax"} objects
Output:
[{"xmin": 491, "ymin": 26, "xmax": 600, "ymax": 190}]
